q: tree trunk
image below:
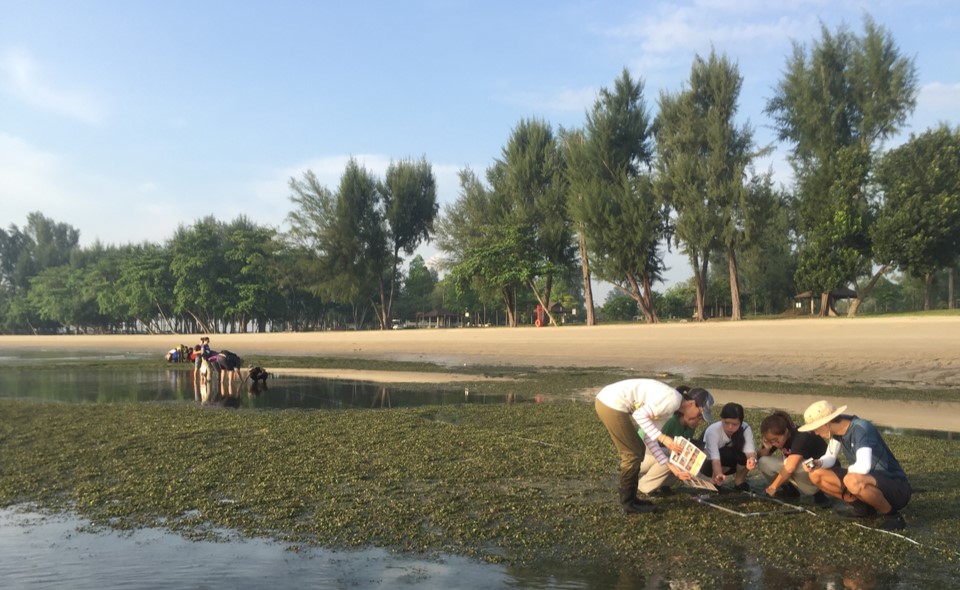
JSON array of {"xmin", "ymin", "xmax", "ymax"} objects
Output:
[
  {"xmin": 693, "ymin": 256, "xmax": 708, "ymax": 321},
  {"xmin": 819, "ymin": 292, "xmax": 832, "ymax": 317},
  {"xmin": 639, "ymin": 274, "xmax": 660, "ymax": 324},
  {"xmin": 727, "ymin": 247, "xmax": 742, "ymax": 321},
  {"xmin": 849, "ymin": 265, "xmax": 888, "ymax": 317},
  {"xmin": 578, "ymin": 228, "xmax": 597, "ymax": 325},
  {"xmin": 924, "ymin": 273, "xmax": 934, "ymax": 310},
  {"xmin": 501, "ymin": 288, "xmax": 517, "ymax": 327},
  {"xmin": 625, "ymin": 273, "xmax": 659, "ymax": 323},
  {"xmin": 949, "ymin": 266, "xmax": 955, "ymax": 310},
  {"xmin": 528, "ymin": 279, "xmax": 558, "ymax": 327}
]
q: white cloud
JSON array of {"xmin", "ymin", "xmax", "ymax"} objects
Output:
[
  {"xmin": 500, "ymin": 85, "xmax": 597, "ymax": 115},
  {"xmin": 917, "ymin": 82, "xmax": 960, "ymax": 113},
  {"xmin": 0, "ymin": 48, "xmax": 104, "ymax": 124},
  {"xmin": 605, "ymin": 2, "xmax": 827, "ymax": 66}
]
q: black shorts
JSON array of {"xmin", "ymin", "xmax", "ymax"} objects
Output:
[{"xmin": 834, "ymin": 467, "xmax": 912, "ymax": 511}]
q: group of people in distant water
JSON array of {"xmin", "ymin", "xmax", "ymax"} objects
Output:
[
  {"xmin": 165, "ymin": 336, "xmax": 271, "ymax": 406},
  {"xmin": 596, "ymin": 378, "xmax": 911, "ymax": 531}
]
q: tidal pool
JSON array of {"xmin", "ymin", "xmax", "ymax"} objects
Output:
[
  {"xmin": 0, "ymin": 366, "xmax": 512, "ymax": 409},
  {"xmin": 0, "ymin": 506, "xmax": 523, "ymax": 590}
]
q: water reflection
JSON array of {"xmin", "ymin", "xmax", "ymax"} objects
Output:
[
  {"xmin": 0, "ymin": 507, "xmax": 521, "ymax": 590},
  {"xmin": 0, "ymin": 367, "xmax": 517, "ymax": 410}
]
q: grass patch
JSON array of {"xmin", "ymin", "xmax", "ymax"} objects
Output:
[{"xmin": 1, "ymin": 400, "xmax": 958, "ymax": 587}]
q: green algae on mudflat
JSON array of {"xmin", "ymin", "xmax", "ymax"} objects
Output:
[{"xmin": 1, "ymin": 400, "xmax": 958, "ymax": 587}]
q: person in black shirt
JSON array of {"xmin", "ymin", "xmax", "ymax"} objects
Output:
[{"xmin": 757, "ymin": 410, "xmax": 830, "ymax": 507}]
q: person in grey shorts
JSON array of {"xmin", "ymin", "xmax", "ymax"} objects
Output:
[
  {"xmin": 800, "ymin": 400, "xmax": 912, "ymax": 531},
  {"xmin": 757, "ymin": 410, "xmax": 830, "ymax": 507}
]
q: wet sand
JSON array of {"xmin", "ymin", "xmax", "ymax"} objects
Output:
[{"xmin": 2, "ymin": 316, "xmax": 958, "ymax": 430}]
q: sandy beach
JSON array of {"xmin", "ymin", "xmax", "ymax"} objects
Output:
[{"xmin": 2, "ymin": 316, "xmax": 958, "ymax": 430}]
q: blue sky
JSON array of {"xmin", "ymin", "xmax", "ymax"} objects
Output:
[{"xmin": 1, "ymin": 1, "xmax": 958, "ymax": 290}]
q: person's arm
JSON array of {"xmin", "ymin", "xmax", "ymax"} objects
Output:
[
  {"xmin": 766, "ymin": 454, "xmax": 803, "ymax": 496},
  {"xmin": 632, "ymin": 406, "xmax": 672, "ymax": 464},
  {"xmin": 810, "ymin": 439, "xmax": 840, "ymax": 470},
  {"xmin": 711, "ymin": 458, "xmax": 726, "ymax": 485},
  {"xmin": 847, "ymin": 447, "xmax": 874, "ymax": 474},
  {"xmin": 743, "ymin": 424, "xmax": 758, "ymax": 469}
]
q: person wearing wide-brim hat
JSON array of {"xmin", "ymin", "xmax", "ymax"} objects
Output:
[{"xmin": 799, "ymin": 400, "xmax": 912, "ymax": 530}]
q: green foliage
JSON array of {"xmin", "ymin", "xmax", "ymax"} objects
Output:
[
  {"xmin": 568, "ymin": 69, "xmax": 666, "ymax": 322},
  {"xmin": 766, "ymin": 16, "xmax": 917, "ymax": 302},
  {"xmin": 874, "ymin": 124, "xmax": 960, "ymax": 279},
  {"xmin": 599, "ymin": 289, "xmax": 639, "ymax": 322},
  {"xmin": 656, "ymin": 51, "xmax": 755, "ymax": 320}
]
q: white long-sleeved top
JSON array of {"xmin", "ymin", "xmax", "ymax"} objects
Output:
[{"xmin": 596, "ymin": 379, "xmax": 682, "ymax": 464}]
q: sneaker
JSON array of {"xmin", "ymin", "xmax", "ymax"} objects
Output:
[
  {"xmin": 878, "ymin": 511, "xmax": 905, "ymax": 531},
  {"xmin": 812, "ymin": 491, "xmax": 832, "ymax": 508},
  {"xmin": 734, "ymin": 482, "xmax": 751, "ymax": 493}
]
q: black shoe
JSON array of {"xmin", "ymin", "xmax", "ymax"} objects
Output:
[
  {"xmin": 775, "ymin": 484, "xmax": 801, "ymax": 498},
  {"xmin": 838, "ymin": 500, "xmax": 877, "ymax": 519},
  {"xmin": 646, "ymin": 486, "xmax": 676, "ymax": 498},
  {"xmin": 734, "ymin": 482, "xmax": 751, "ymax": 493},
  {"xmin": 877, "ymin": 511, "xmax": 905, "ymax": 531},
  {"xmin": 812, "ymin": 491, "xmax": 832, "ymax": 508},
  {"xmin": 623, "ymin": 500, "xmax": 657, "ymax": 514}
]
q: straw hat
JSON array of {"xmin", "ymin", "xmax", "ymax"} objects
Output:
[{"xmin": 798, "ymin": 400, "xmax": 848, "ymax": 432}]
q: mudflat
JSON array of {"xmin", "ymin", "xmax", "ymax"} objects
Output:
[{"xmin": 2, "ymin": 316, "xmax": 958, "ymax": 430}]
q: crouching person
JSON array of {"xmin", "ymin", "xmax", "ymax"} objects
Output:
[
  {"xmin": 638, "ymin": 385, "xmax": 712, "ymax": 497},
  {"xmin": 799, "ymin": 400, "xmax": 912, "ymax": 530},
  {"xmin": 595, "ymin": 378, "xmax": 714, "ymax": 514},
  {"xmin": 757, "ymin": 410, "xmax": 830, "ymax": 507},
  {"xmin": 700, "ymin": 402, "xmax": 758, "ymax": 492}
]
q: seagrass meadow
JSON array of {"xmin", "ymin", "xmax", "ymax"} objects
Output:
[{"xmin": 2, "ymin": 398, "xmax": 958, "ymax": 588}]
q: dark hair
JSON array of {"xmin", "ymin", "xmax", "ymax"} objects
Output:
[
  {"xmin": 720, "ymin": 402, "xmax": 746, "ymax": 451},
  {"xmin": 760, "ymin": 411, "xmax": 796, "ymax": 436},
  {"xmin": 676, "ymin": 385, "xmax": 692, "ymax": 395}
]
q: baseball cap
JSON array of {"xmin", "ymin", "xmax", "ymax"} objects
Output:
[{"xmin": 684, "ymin": 387, "xmax": 714, "ymax": 423}]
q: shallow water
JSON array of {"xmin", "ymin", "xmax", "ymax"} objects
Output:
[
  {"xmin": 0, "ymin": 506, "xmax": 526, "ymax": 590},
  {"xmin": 0, "ymin": 365, "xmax": 512, "ymax": 409}
]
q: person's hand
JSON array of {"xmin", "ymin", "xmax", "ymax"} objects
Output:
[
  {"xmin": 765, "ymin": 484, "xmax": 777, "ymax": 497},
  {"xmin": 660, "ymin": 435, "xmax": 682, "ymax": 455},
  {"xmin": 746, "ymin": 456, "xmax": 757, "ymax": 470},
  {"xmin": 713, "ymin": 472, "xmax": 726, "ymax": 486},
  {"xmin": 668, "ymin": 464, "xmax": 692, "ymax": 481},
  {"xmin": 802, "ymin": 458, "xmax": 818, "ymax": 473}
]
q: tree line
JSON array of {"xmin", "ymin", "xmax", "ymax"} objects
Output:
[{"xmin": 1, "ymin": 16, "xmax": 958, "ymax": 334}]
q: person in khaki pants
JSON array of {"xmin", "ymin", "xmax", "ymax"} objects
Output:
[
  {"xmin": 595, "ymin": 379, "xmax": 714, "ymax": 514},
  {"xmin": 637, "ymin": 385, "xmax": 710, "ymax": 496}
]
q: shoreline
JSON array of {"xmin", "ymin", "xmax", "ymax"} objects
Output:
[{"xmin": 2, "ymin": 316, "xmax": 959, "ymax": 431}]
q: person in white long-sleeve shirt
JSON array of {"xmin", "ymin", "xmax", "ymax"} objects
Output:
[{"xmin": 595, "ymin": 379, "xmax": 714, "ymax": 514}]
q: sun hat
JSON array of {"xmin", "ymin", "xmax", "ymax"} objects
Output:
[
  {"xmin": 684, "ymin": 387, "xmax": 714, "ymax": 423},
  {"xmin": 798, "ymin": 400, "xmax": 848, "ymax": 432}
]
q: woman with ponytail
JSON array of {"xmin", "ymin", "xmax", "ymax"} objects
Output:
[{"xmin": 758, "ymin": 410, "xmax": 830, "ymax": 506}]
